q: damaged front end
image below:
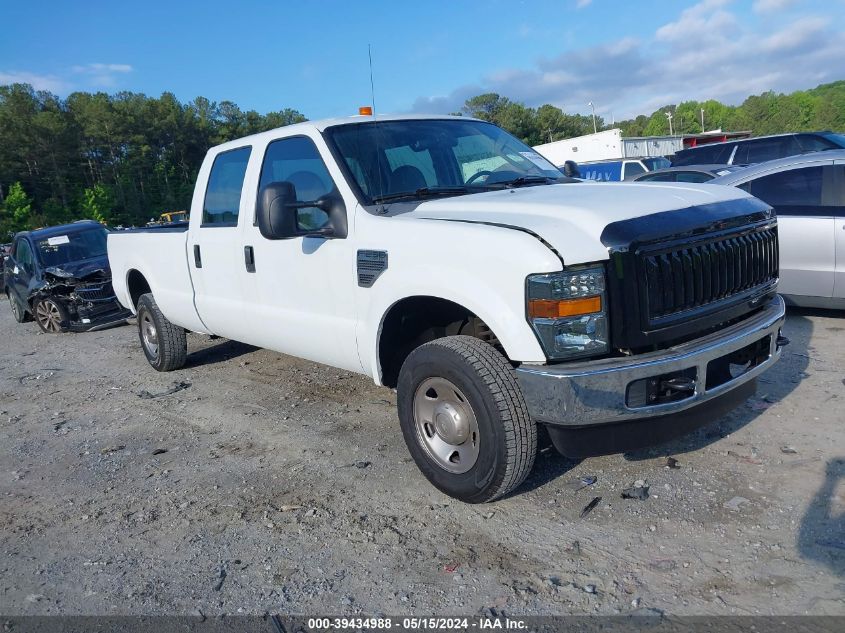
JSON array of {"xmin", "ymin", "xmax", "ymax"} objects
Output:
[{"xmin": 34, "ymin": 267, "xmax": 132, "ymax": 332}]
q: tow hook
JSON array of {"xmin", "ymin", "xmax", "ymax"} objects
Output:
[
  {"xmin": 776, "ymin": 331, "xmax": 790, "ymax": 349},
  {"xmin": 661, "ymin": 376, "xmax": 696, "ymax": 393}
]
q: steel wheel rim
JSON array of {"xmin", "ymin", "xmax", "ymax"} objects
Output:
[
  {"xmin": 413, "ymin": 376, "xmax": 480, "ymax": 474},
  {"xmin": 140, "ymin": 311, "xmax": 159, "ymax": 358},
  {"xmin": 36, "ymin": 300, "xmax": 61, "ymax": 332}
]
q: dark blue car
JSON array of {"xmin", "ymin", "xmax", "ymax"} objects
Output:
[{"xmin": 3, "ymin": 221, "xmax": 131, "ymax": 332}]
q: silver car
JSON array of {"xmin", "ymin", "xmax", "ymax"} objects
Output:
[{"xmin": 710, "ymin": 150, "xmax": 845, "ymax": 309}]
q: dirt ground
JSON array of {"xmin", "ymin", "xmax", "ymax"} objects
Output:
[{"xmin": 0, "ymin": 301, "xmax": 843, "ymax": 617}]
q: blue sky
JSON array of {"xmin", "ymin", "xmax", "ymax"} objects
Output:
[{"xmin": 1, "ymin": 0, "xmax": 843, "ymax": 121}]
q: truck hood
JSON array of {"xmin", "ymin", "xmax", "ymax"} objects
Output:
[{"xmin": 406, "ymin": 182, "xmax": 754, "ymax": 264}]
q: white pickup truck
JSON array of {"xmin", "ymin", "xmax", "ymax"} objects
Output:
[{"xmin": 108, "ymin": 114, "xmax": 787, "ymax": 503}]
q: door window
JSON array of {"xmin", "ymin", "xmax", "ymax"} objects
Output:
[
  {"xmin": 258, "ymin": 136, "xmax": 335, "ymax": 231},
  {"xmin": 746, "ymin": 166, "xmax": 825, "ymax": 215},
  {"xmin": 14, "ymin": 239, "xmax": 34, "ymax": 273},
  {"xmin": 203, "ymin": 146, "xmax": 252, "ymax": 226}
]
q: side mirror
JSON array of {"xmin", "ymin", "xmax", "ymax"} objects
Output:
[
  {"xmin": 562, "ymin": 160, "xmax": 580, "ymax": 178},
  {"xmin": 256, "ymin": 181, "xmax": 347, "ymax": 240}
]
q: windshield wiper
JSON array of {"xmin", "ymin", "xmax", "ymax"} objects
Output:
[
  {"xmin": 371, "ymin": 186, "xmax": 472, "ymax": 204},
  {"xmin": 492, "ymin": 175, "xmax": 559, "ymax": 188}
]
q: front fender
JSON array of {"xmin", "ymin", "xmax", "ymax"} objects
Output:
[{"xmin": 354, "ymin": 214, "xmax": 564, "ymax": 384}]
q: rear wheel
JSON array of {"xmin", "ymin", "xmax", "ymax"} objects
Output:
[
  {"xmin": 34, "ymin": 297, "xmax": 69, "ymax": 333},
  {"xmin": 136, "ymin": 293, "xmax": 187, "ymax": 371},
  {"xmin": 397, "ymin": 335, "xmax": 536, "ymax": 503}
]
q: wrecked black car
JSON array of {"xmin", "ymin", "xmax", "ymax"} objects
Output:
[{"xmin": 3, "ymin": 221, "xmax": 131, "ymax": 333}]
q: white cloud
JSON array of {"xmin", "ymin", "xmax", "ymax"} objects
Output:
[
  {"xmin": 576, "ymin": 0, "xmax": 593, "ymax": 8},
  {"xmin": 753, "ymin": 0, "xmax": 797, "ymax": 13},
  {"xmin": 71, "ymin": 63, "xmax": 133, "ymax": 87},
  {"xmin": 0, "ymin": 70, "xmax": 68, "ymax": 93},
  {"xmin": 411, "ymin": 2, "xmax": 845, "ymax": 121}
]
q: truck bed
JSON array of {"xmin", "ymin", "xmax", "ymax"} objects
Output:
[{"xmin": 107, "ymin": 229, "xmax": 208, "ymax": 333}]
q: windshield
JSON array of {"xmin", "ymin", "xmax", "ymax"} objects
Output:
[
  {"xmin": 325, "ymin": 119, "xmax": 567, "ymax": 203},
  {"xmin": 35, "ymin": 227, "xmax": 108, "ymax": 268},
  {"xmin": 641, "ymin": 157, "xmax": 671, "ymax": 171}
]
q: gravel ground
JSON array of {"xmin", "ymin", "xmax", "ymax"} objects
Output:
[{"xmin": 0, "ymin": 302, "xmax": 843, "ymax": 616}]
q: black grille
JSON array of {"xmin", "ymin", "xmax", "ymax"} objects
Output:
[
  {"xmin": 640, "ymin": 226, "xmax": 778, "ymax": 324},
  {"xmin": 74, "ymin": 282, "xmax": 116, "ymax": 301}
]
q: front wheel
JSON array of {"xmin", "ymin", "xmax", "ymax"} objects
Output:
[
  {"xmin": 34, "ymin": 297, "xmax": 69, "ymax": 333},
  {"xmin": 136, "ymin": 293, "xmax": 187, "ymax": 371},
  {"xmin": 9, "ymin": 294, "xmax": 29, "ymax": 323},
  {"xmin": 397, "ymin": 336, "xmax": 536, "ymax": 503}
]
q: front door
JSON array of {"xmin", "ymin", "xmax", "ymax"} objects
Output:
[
  {"xmin": 742, "ymin": 163, "xmax": 835, "ymax": 300},
  {"xmin": 8, "ymin": 237, "xmax": 35, "ymax": 308},
  {"xmin": 239, "ymin": 134, "xmax": 361, "ymax": 373},
  {"xmin": 832, "ymin": 160, "xmax": 845, "ymax": 300}
]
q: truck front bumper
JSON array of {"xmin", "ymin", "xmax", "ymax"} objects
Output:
[{"xmin": 515, "ymin": 295, "xmax": 786, "ymax": 429}]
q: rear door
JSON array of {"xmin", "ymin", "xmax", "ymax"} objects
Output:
[
  {"xmin": 833, "ymin": 159, "xmax": 845, "ymax": 299},
  {"xmin": 740, "ymin": 162, "xmax": 835, "ymax": 299},
  {"xmin": 186, "ymin": 145, "xmax": 256, "ymax": 340}
]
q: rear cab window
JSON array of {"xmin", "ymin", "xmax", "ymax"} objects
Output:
[{"xmin": 203, "ymin": 147, "xmax": 252, "ymax": 226}]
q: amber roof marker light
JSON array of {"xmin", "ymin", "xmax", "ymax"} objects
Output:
[{"xmin": 359, "ymin": 106, "xmax": 373, "ymax": 116}]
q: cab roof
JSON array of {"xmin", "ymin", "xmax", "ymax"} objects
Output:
[{"xmin": 210, "ymin": 114, "xmax": 479, "ymax": 153}]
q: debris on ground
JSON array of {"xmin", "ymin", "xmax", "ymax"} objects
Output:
[
  {"xmin": 780, "ymin": 446, "xmax": 798, "ymax": 454},
  {"xmin": 151, "ymin": 448, "xmax": 168, "ymax": 455},
  {"xmin": 649, "ymin": 559, "xmax": 677, "ymax": 572},
  {"xmin": 212, "ymin": 564, "xmax": 226, "ymax": 591},
  {"xmin": 563, "ymin": 475, "xmax": 597, "ymax": 492},
  {"xmin": 621, "ymin": 485, "xmax": 650, "ymax": 500},
  {"xmin": 443, "ymin": 563, "xmax": 460, "ymax": 573},
  {"xmin": 727, "ymin": 450, "xmax": 763, "ymax": 465},
  {"xmin": 664, "ymin": 457, "xmax": 680, "ymax": 469},
  {"xmin": 583, "ymin": 584, "xmax": 597, "ymax": 594},
  {"xmin": 723, "ymin": 496, "xmax": 750, "ymax": 511},
  {"xmin": 354, "ymin": 460, "xmax": 371, "ymax": 469},
  {"xmin": 580, "ymin": 497, "xmax": 602, "ymax": 518},
  {"xmin": 100, "ymin": 445, "xmax": 125, "ymax": 455},
  {"xmin": 137, "ymin": 381, "xmax": 191, "ymax": 399}
]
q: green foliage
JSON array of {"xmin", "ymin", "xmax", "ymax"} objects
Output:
[
  {"xmin": 0, "ymin": 84, "xmax": 307, "ymax": 228},
  {"xmin": 461, "ymin": 93, "xmax": 598, "ymax": 146},
  {"xmin": 1, "ymin": 181, "xmax": 33, "ymax": 238},
  {"xmin": 80, "ymin": 184, "xmax": 114, "ymax": 224},
  {"xmin": 459, "ymin": 82, "xmax": 845, "ymax": 147}
]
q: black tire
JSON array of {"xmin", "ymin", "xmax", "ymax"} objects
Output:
[
  {"xmin": 136, "ymin": 293, "xmax": 187, "ymax": 371},
  {"xmin": 8, "ymin": 293, "xmax": 30, "ymax": 323},
  {"xmin": 33, "ymin": 297, "xmax": 70, "ymax": 333},
  {"xmin": 397, "ymin": 335, "xmax": 536, "ymax": 503}
]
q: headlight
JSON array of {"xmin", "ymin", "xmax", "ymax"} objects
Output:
[{"xmin": 526, "ymin": 265, "xmax": 608, "ymax": 360}]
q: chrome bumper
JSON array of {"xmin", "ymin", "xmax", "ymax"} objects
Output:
[{"xmin": 515, "ymin": 295, "xmax": 786, "ymax": 427}]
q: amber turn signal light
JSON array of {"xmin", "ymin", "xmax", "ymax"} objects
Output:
[
  {"xmin": 359, "ymin": 106, "xmax": 373, "ymax": 115},
  {"xmin": 528, "ymin": 296, "xmax": 602, "ymax": 319}
]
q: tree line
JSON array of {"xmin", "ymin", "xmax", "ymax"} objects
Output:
[
  {"xmin": 460, "ymin": 80, "xmax": 845, "ymax": 144},
  {"xmin": 0, "ymin": 84, "xmax": 305, "ymax": 237},
  {"xmin": 2, "ymin": 80, "xmax": 844, "ymax": 239}
]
